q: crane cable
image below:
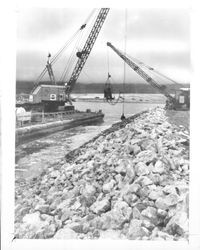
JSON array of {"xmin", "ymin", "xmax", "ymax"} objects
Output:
[
  {"xmin": 33, "ymin": 30, "xmax": 80, "ymax": 87},
  {"xmin": 104, "ymin": 45, "xmax": 123, "ymax": 105},
  {"xmin": 127, "ymin": 54, "xmax": 179, "ymax": 85},
  {"xmin": 77, "ymin": 9, "xmax": 99, "ymax": 53},
  {"xmin": 60, "ymin": 13, "xmax": 94, "ymax": 83},
  {"xmin": 112, "ymin": 44, "xmax": 175, "ymax": 87},
  {"xmin": 33, "ymin": 9, "xmax": 96, "ymax": 87},
  {"xmin": 53, "ymin": 9, "xmax": 96, "ymax": 67},
  {"xmin": 60, "ymin": 9, "xmax": 98, "ymax": 83},
  {"xmin": 107, "ymin": 44, "xmax": 110, "ymax": 74},
  {"xmin": 121, "ymin": 8, "xmax": 127, "ymax": 120},
  {"xmin": 51, "ymin": 30, "xmax": 79, "ymax": 65},
  {"xmin": 60, "ymin": 29, "xmax": 85, "ymax": 82}
]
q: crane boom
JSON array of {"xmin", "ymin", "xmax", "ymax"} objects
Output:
[
  {"xmin": 107, "ymin": 42, "xmax": 175, "ymax": 102},
  {"xmin": 65, "ymin": 8, "xmax": 110, "ymax": 102}
]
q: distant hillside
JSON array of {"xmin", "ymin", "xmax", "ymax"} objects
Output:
[{"xmin": 16, "ymin": 81, "xmax": 190, "ymax": 95}]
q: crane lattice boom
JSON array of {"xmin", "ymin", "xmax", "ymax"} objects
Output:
[
  {"xmin": 107, "ymin": 42, "xmax": 175, "ymax": 102},
  {"xmin": 65, "ymin": 8, "xmax": 110, "ymax": 101}
]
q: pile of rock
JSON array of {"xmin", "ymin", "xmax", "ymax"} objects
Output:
[{"xmin": 15, "ymin": 107, "xmax": 189, "ymax": 240}]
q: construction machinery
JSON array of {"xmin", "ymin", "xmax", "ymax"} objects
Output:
[
  {"xmin": 65, "ymin": 8, "xmax": 109, "ymax": 104},
  {"xmin": 27, "ymin": 8, "xmax": 109, "ymax": 111},
  {"xmin": 107, "ymin": 42, "xmax": 190, "ymax": 110}
]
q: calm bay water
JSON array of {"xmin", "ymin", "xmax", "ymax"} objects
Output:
[
  {"xmin": 74, "ymin": 100, "xmax": 164, "ymax": 125},
  {"xmin": 15, "ymin": 95, "xmax": 165, "ymax": 180}
]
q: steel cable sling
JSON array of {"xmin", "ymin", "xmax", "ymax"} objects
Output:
[
  {"xmin": 104, "ymin": 35, "xmax": 122, "ymax": 105},
  {"xmin": 104, "ymin": 74, "xmax": 123, "ymax": 105}
]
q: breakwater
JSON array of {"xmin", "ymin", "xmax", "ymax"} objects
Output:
[{"xmin": 15, "ymin": 107, "xmax": 189, "ymax": 240}]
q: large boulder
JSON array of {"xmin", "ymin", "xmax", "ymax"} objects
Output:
[
  {"xmin": 22, "ymin": 212, "xmax": 46, "ymax": 227},
  {"xmin": 54, "ymin": 227, "xmax": 78, "ymax": 239},
  {"xmin": 115, "ymin": 164, "xmax": 126, "ymax": 176},
  {"xmin": 135, "ymin": 176, "xmax": 153, "ymax": 186},
  {"xmin": 123, "ymin": 192, "xmax": 138, "ymax": 206},
  {"xmin": 135, "ymin": 162, "xmax": 150, "ymax": 176},
  {"xmin": 148, "ymin": 173, "xmax": 163, "ymax": 185},
  {"xmin": 132, "ymin": 144, "xmax": 141, "ymax": 155},
  {"xmin": 80, "ymin": 184, "xmax": 96, "ymax": 206},
  {"xmin": 141, "ymin": 206, "xmax": 158, "ymax": 225},
  {"xmin": 35, "ymin": 223, "xmax": 57, "ymax": 238},
  {"xmin": 110, "ymin": 200, "xmax": 132, "ymax": 229},
  {"xmin": 100, "ymin": 229, "xmax": 122, "ymax": 239},
  {"xmin": 90, "ymin": 198, "xmax": 111, "ymax": 215},
  {"xmin": 103, "ymin": 180, "xmax": 116, "ymax": 193},
  {"xmin": 60, "ymin": 208, "xmax": 72, "ymax": 223},
  {"xmin": 135, "ymin": 150, "xmax": 157, "ymax": 164},
  {"xmin": 165, "ymin": 193, "xmax": 180, "ymax": 207},
  {"xmin": 153, "ymin": 160, "xmax": 166, "ymax": 174},
  {"xmin": 127, "ymin": 183, "xmax": 141, "ymax": 194},
  {"xmin": 98, "ymin": 213, "xmax": 113, "ymax": 230},
  {"xmin": 16, "ymin": 212, "xmax": 50, "ymax": 238},
  {"xmin": 132, "ymin": 207, "xmax": 142, "ymax": 220},
  {"xmin": 155, "ymin": 197, "xmax": 168, "ymax": 210},
  {"xmin": 124, "ymin": 164, "xmax": 136, "ymax": 184},
  {"xmin": 148, "ymin": 190, "xmax": 163, "ymax": 201},
  {"xmin": 155, "ymin": 193, "xmax": 179, "ymax": 210},
  {"xmin": 137, "ymin": 186, "xmax": 150, "ymax": 200},
  {"xmin": 142, "ymin": 219, "xmax": 155, "ymax": 231},
  {"xmin": 166, "ymin": 212, "xmax": 188, "ymax": 236},
  {"xmin": 50, "ymin": 170, "xmax": 60, "ymax": 178},
  {"xmin": 68, "ymin": 222, "xmax": 86, "ymax": 234},
  {"xmin": 157, "ymin": 208, "xmax": 168, "ymax": 218},
  {"xmin": 163, "ymin": 185, "xmax": 177, "ymax": 195},
  {"xmin": 127, "ymin": 219, "xmax": 149, "ymax": 239},
  {"xmin": 35, "ymin": 204, "xmax": 49, "ymax": 214}
]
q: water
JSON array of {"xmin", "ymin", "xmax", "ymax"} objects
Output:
[
  {"xmin": 74, "ymin": 100, "xmax": 164, "ymax": 125},
  {"xmin": 15, "ymin": 95, "xmax": 165, "ymax": 180}
]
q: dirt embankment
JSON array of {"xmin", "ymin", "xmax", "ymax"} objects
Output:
[{"xmin": 15, "ymin": 107, "xmax": 189, "ymax": 240}]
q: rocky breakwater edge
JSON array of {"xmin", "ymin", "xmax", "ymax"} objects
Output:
[{"xmin": 15, "ymin": 107, "xmax": 189, "ymax": 240}]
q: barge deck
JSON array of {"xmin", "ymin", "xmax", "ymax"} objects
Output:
[{"xmin": 16, "ymin": 110, "xmax": 104, "ymax": 145}]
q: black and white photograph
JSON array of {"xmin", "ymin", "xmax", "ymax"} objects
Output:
[{"xmin": 1, "ymin": 1, "xmax": 200, "ymax": 249}]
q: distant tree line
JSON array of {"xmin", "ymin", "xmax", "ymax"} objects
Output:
[{"xmin": 16, "ymin": 81, "xmax": 190, "ymax": 95}]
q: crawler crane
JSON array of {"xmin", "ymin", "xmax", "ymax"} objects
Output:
[
  {"xmin": 107, "ymin": 42, "xmax": 190, "ymax": 110},
  {"xmin": 27, "ymin": 9, "xmax": 109, "ymax": 111}
]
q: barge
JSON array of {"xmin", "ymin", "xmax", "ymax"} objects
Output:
[{"xmin": 16, "ymin": 109, "xmax": 104, "ymax": 145}]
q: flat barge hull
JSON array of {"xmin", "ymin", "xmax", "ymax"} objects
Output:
[{"xmin": 16, "ymin": 112, "xmax": 104, "ymax": 145}]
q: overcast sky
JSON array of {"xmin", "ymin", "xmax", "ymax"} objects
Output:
[{"xmin": 16, "ymin": 8, "xmax": 190, "ymax": 84}]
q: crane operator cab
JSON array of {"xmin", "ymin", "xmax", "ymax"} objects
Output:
[{"xmin": 174, "ymin": 88, "xmax": 190, "ymax": 110}]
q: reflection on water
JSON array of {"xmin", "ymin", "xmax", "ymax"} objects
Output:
[{"xmin": 15, "ymin": 99, "xmax": 164, "ymax": 180}]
